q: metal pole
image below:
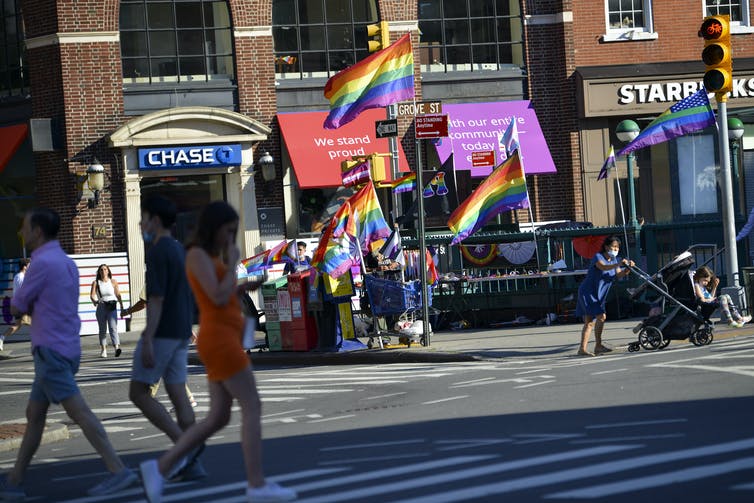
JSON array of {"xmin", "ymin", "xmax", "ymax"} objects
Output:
[
  {"xmin": 731, "ymin": 138, "xmax": 741, "ymax": 218},
  {"xmin": 717, "ymin": 100, "xmax": 740, "ymax": 287},
  {"xmin": 415, "ymin": 138, "xmax": 430, "ymax": 346},
  {"xmin": 387, "ymin": 104, "xmax": 400, "ymax": 223},
  {"xmin": 626, "ymin": 152, "xmax": 641, "ymax": 265}
]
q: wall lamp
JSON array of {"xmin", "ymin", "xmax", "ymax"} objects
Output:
[
  {"xmin": 257, "ymin": 151, "xmax": 276, "ymax": 182},
  {"xmin": 86, "ymin": 159, "xmax": 106, "ymax": 208}
]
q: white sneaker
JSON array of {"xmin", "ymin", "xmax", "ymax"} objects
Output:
[
  {"xmin": 139, "ymin": 459, "xmax": 164, "ymax": 503},
  {"xmin": 100, "ymin": 349, "xmax": 107, "ymax": 358},
  {"xmin": 0, "ymin": 339, "xmax": 4, "ymax": 352},
  {"xmin": 87, "ymin": 467, "xmax": 138, "ymax": 496},
  {"xmin": 742, "ymin": 315, "xmax": 752, "ymax": 324},
  {"xmin": 247, "ymin": 481, "xmax": 297, "ymax": 502},
  {"xmin": 728, "ymin": 321, "xmax": 743, "ymax": 329}
]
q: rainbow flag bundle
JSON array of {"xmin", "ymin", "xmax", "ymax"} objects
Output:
[
  {"xmin": 335, "ymin": 180, "xmax": 391, "ymax": 254},
  {"xmin": 239, "ymin": 240, "xmax": 295, "ymax": 277},
  {"xmin": 391, "ymin": 173, "xmax": 416, "ymax": 194},
  {"xmin": 311, "ymin": 204, "xmax": 358, "ymax": 278},
  {"xmin": 323, "ymin": 33, "xmax": 415, "ymax": 129},
  {"xmin": 447, "ymin": 150, "xmax": 529, "ymax": 245}
]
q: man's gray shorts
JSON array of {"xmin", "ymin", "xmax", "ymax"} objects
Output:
[
  {"xmin": 131, "ymin": 337, "xmax": 189, "ymax": 385},
  {"xmin": 30, "ymin": 346, "xmax": 81, "ymax": 404}
]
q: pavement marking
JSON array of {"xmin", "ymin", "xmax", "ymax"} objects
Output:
[
  {"xmin": 130, "ymin": 432, "xmax": 167, "ymax": 442},
  {"xmin": 570, "ymin": 433, "xmax": 685, "ymax": 444},
  {"xmin": 546, "ymin": 456, "xmax": 754, "ymax": 499},
  {"xmin": 514, "ymin": 379, "xmax": 556, "ymax": 389},
  {"xmin": 435, "ymin": 439, "xmax": 511, "ymax": 451},
  {"xmin": 295, "ymin": 446, "xmax": 635, "ymax": 503},
  {"xmin": 360, "ymin": 391, "xmax": 407, "ymax": 400},
  {"xmin": 450, "ymin": 376, "xmax": 497, "ymax": 386},
  {"xmin": 306, "ymin": 414, "xmax": 356, "ymax": 423},
  {"xmin": 590, "ymin": 368, "xmax": 628, "ymax": 375},
  {"xmin": 318, "ymin": 452, "xmax": 430, "ymax": 466},
  {"xmin": 422, "ymin": 395, "xmax": 468, "ymax": 404},
  {"xmin": 512, "ymin": 433, "xmax": 585, "ymax": 445},
  {"xmin": 262, "ymin": 408, "xmax": 305, "ymax": 418},
  {"xmin": 259, "ymin": 388, "xmax": 352, "ymax": 394},
  {"xmin": 732, "ymin": 481, "xmax": 754, "ymax": 490},
  {"xmin": 321, "ymin": 439, "xmax": 425, "ymax": 451},
  {"xmin": 515, "ymin": 368, "xmax": 553, "ymax": 375},
  {"xmin": 586, "ymin": 418, "xmax": 688, "ymax": 429},
  {"xmin": 261, "ymin": 377, "xmax": 406, "ymax": 383},
  {"xmin": 390, "ymin": 438, "xmax": 754, "ymax": 503}
]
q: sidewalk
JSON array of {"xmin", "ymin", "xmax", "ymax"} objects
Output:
[{"xmin": 0, "ymin": 319, "xmax": 751, "ymax": 452}]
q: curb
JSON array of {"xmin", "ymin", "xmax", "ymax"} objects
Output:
[{"xmin": 0, "ymin": 423, "xmax": 70, "ymax": 453}]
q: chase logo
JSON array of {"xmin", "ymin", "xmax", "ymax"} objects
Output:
[{"xmin": 138, "ymin": 144, "xmax": 242, "ymax": 170}]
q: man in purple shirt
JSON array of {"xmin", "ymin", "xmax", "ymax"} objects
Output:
[{"xmin": 0, "ymin": 208, "xmax": 137, "ymax": 501}]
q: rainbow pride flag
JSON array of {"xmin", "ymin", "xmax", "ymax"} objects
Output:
[
  {"xmin": 334, "ymin": 180, "xmax": 391, "ymax": 254},
  {"xmin": 239, "ymin": 240, "xmax": 294, "ymax": 277},
  {"xmin": 391, "ymin": 173, "xmax": 416, "ymax": 194},
  {"xmin": 312, "ymin": 204, "xmax": 358, "ymax": 278},
  {"xmin": 447, "ymin": 151, "xmax": 529, "ymax": 245},
  {"xmin": 323, "ymin": 33, "xmax": 415, "ymax": 129}
]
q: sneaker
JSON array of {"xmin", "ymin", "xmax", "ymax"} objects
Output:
[
  {"xmin": 0, "ymin": 339, "xmax": 4, "ymax": 352},
  {"xmin": 166, "ymin": 443, "xmax": 205, "ymax": 480},
  {"xmin": 576, "ymin": 349, "xmax": 595, "ymax": 357},
  {"xmin": 139, "ymin": 459, "xmax": 164, "ymax": 503},
  {"xmin": 246, "ymin": 481, "xmax": 297, "ymax": 502},
  {"xmin": 731, "ymin": 321, "xmax": 744, "ymax": 328},
  {"xmin": 0, "ymin": 474, "xmax": 25, "ymax": 502},
  {"xmin": 87, "ymin": 467, "xmax": 138, "ymax": 496},
  {"xmin": 742, "ymin": 315, "xmax": 752, "ymax": 324},
  {"xmin": 100, "ymin": 349, "xmax": 107, "ymax": 358},
  {"xmin": 115, "ymin": 347, "xmax": 122, "ymax": 357},
  {"xmin": 173, "ymin": 459, "xmax": 207, "ymax": 482}
]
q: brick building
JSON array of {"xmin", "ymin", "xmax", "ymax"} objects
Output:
[{"xmin": 1, "ymin": 0, "xmax": 754, "ymax": 305}]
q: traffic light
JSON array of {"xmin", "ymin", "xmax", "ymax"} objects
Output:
[
  {"xmin": 699, "ymin": 15, "xmax": 732, "ymax": 97},
  {"xmin": 367, "ymin": 21, "xmax": 389, "ymax": 53}
]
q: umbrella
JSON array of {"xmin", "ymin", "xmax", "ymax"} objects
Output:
[
  {"xmin": 498, "ymin": 241, "xmax": 536, "ymax": 265},
  {"xmin": 460, "ymin": 244, "xmax": 498, "ymax": 266},
  {"xmin": 572, "ymin": 235, "xmax": 608, "ymax": 260}
]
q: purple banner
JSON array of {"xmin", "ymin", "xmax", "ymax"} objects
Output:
[{"xmin": 433, "ymin": 101, "xmax": 557, "ymax": 177}]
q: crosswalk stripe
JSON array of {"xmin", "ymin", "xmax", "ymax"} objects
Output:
[
  {"xmin": 392, "ymin": 438, "xmax": 754, "ymax": 503},
  {"xmin": 294, "ymin": 445, "xmax": 635, "ymax": 503},
  {"xmin": 547, "ymin": 456, "xmax": 754, "ymax": 498}
]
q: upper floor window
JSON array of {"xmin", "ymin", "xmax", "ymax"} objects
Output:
[
  {"xmin": 119, "ymin": 0, "xmax": 234, "ymax": 84},
  {"xmin": 603, "ymin": 0, "xmax": 657, "ymax": 41},
  {"xmin": 0, "ymin": 0, "xmax": 29, "ymax": 99},
  {"xmin": 272, "ymin": 0, "xmax": 379, "ymax": 80},
  {"xmin": 417, "ymin": 0, "xmax": 523, "ymax": 73},
  {"xmin": 705, "ymin": 1, "xmax": 753, "ymax": 32}
]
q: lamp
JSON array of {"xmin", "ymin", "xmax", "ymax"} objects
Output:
[
  {"xmin": 728, "ymin": 117, "xmax": 745, "ymax": 216},
  {"xmin": 86, "ymin": 159, "xmax": 105, "ymax": 208},
  {"xmin": 257, "ymin": 151, "xmax": 275, "ymax": 182},
  {"xmin": 615, "ymin": 119, "xmax": 641, "ymax": 264}
]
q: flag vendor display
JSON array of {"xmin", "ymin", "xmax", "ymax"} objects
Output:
[
  {"xmin": 323, "ymin": 33, "xmax": 415, "ymax": 129},
  {"xmin": 616, "ymin": 89, "xmax": 716, "ymax": 156},
  {"xmin": 447, "ymin": 151, "xmax": 529, "ymax": 245}
]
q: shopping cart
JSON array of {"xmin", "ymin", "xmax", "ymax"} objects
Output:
[{"xmin": 363, "ymin": 275, "xmax": 432, "ymax": 348}]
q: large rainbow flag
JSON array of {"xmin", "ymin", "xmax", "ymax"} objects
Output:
[
  {"xmin": 323, "ymin": 33, "xmax": 415, "ymax": 129},
  {"xmin": 334, "ymin": 180, "xmax": 391, "ymax": 254},
  {"xmin": 447, "ymin": 151, "xmax": 529, "ymax": 245},
  {"xmin": 311, "ymin": 204, "xmax": 358, "ymax": 278}
]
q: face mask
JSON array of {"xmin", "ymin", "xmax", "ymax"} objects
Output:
[
  {"xmin": 607, "ymin": 250, "xmax": 618, "ymax": 258},
  {"xmin": 142, "ymin": 231, "xmax": 155, "ymax": 244}
]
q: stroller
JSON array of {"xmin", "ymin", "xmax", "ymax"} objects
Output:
[
  {"xmin": 362, "ymin": 275, "xmax": 430, "ymax": 348},
  {"xmin": 626, "ymin": 247, "xmax": 714, "ymax": 352}
]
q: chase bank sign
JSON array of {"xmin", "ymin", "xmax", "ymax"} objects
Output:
[{"xmin": 138, "ymin": 144, "xmax": 242, "ymax": 170}]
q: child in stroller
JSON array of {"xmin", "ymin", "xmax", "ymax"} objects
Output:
[
  {"xmin": 693, "ymin": 266, "xmax": 751, "ymax": 328},
  {"xmin": 627, "ymin": 250, "xmax": 714, "ymax": 351}
]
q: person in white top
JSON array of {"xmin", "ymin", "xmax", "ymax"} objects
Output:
[
  {"xmin": 90, "ymin": 264, "xmax": 124, "ymax": 357},
  {"xmin": 0, "ymin": 258, "xmax": 31, "ymax": 351}
]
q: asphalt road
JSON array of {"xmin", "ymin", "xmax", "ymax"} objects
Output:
[{"xmin": 1, "ymin": 335, "xmax": 753, "ymax": 502}]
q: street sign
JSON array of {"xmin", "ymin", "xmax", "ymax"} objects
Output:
[
  {"xmin": 397, "ymin": 101, "xmax": 442, "ymax": 116},
  {"xmin": 415, "ymin": 114, "xmax": 449, "ymax": 139},
  {"xmin": 471, "ymin": 150, "xmax": 496, "ymax": 167},
  {"xmin": 375, "ymin": 119, "xmax": 398, "ymax": 138}
]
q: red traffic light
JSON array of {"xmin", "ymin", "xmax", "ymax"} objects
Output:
[{"xmin": 699, "ymin": 17, "xmax": 726, "ymax": 39}]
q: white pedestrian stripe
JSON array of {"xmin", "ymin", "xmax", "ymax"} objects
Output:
[{"xmin": 586, "ymin": 418, "xmax": 688, "ymax": 429}]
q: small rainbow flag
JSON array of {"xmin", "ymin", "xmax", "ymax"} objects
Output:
[
  {"xmin": 323, "ymin": 33, "xmax": 415, "ymax": 129},
  {"xmin": 312, "ymin": 204, "xmax": 358, "ymax": 278},
  {"xmin": 391, "ymin": 173, "xmax": 416, "ymax": 194},
  {"xmin": 447, "ymin": 150, "xmax": 529, "ymax": 245},
  {"xmin": 336, "ymin": 180, "xmax": 391, "ymax": 254}
]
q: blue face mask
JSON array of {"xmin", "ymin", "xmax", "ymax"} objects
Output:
[
  {"xmin": 607, "ymin": 249, "xmax": 619, "ymax": 259},
  {"xmin": 142, "ymin": 231, "xmax": 155, "ymax": 244}
]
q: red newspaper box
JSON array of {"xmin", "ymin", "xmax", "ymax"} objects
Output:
[{"xmin": 281, "ymin": 271, "xmax": 318, "ymax": 351}]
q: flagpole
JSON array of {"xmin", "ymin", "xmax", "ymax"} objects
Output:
[
  {"xmin": 411, "ymin": 95, "xmax": 431, "ymax": 346},
  {"xmin": 518, "ymin": 155, "xmax": 540, "ymax": 271},
  {"xmin": 613, "ymin": 166, "xmax": 631, "ymax": 260}
]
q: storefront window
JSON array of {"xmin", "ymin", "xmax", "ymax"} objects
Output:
[
  {"xmin": 0, "ymin": 139, "xmax": 35, "ymax": 258},
  {"xmin": 418, "ymin": 0, "xmax": 523, "ymax": 73},
  {"xmin": 272, "ymin": 0, "xmax": 379, "ymax": 79},
  {"xmin": 676, "ymin": 134, "xmax": 718, "ymax": 216},
  {"xmin": 0, "ymin": 0, "xmax": 29, "ymax": 99},
  {"xmin": 119, "ymin": 0, "xmax": 234, "ymax": 84}
]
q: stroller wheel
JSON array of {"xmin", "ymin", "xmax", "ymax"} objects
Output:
[
  {"xmin": 639, "ymin": 326, "xmax": 663, "ymax": 350},
  {"xmin": 628, "ymin": 342, "xmax": 640, "ymax": 352},
  {"xmin": 692, "ymin": 326, "xmax": 714, "ymax": 346},
  {"xmin": 659, "ymin": 338, "xmax": 671, "ymax": 349}
]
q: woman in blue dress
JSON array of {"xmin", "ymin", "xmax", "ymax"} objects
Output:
[{"xmin": 575, "ymin": 236, "xmax": 634, "ymax": 356}]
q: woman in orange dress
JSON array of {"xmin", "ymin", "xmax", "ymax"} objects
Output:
[{"xmin": 139, "ymin": 201, "xmax": 296, "ymax": 503}]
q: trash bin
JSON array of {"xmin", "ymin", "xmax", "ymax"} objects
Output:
[
  {"xmin": 283, "ymin": 271, "xmax": 318, "ymax": 351},
  {"xmin": 261, "ymin": 276, "xmax": 287, "ymax": 351}
]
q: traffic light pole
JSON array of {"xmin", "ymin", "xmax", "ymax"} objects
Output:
[
  {"xmin": 716, "ymin": 99, "xmax": 740, "ymax": 287},
  {"xmin": 415, "ymin": 136, "xmax": 431, "ymax": 346}
]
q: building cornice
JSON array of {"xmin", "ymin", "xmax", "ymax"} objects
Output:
[
  {"xmin": 234, "ymin": 26, "xmax": 272, "ymax": 38},
  {"xmin": 25, "ymin": 32, "xmax": 119, "ymax": 49},
  {"xmin": 524, "ymin": 12, "xmax": 573, "ymax": 25}
]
